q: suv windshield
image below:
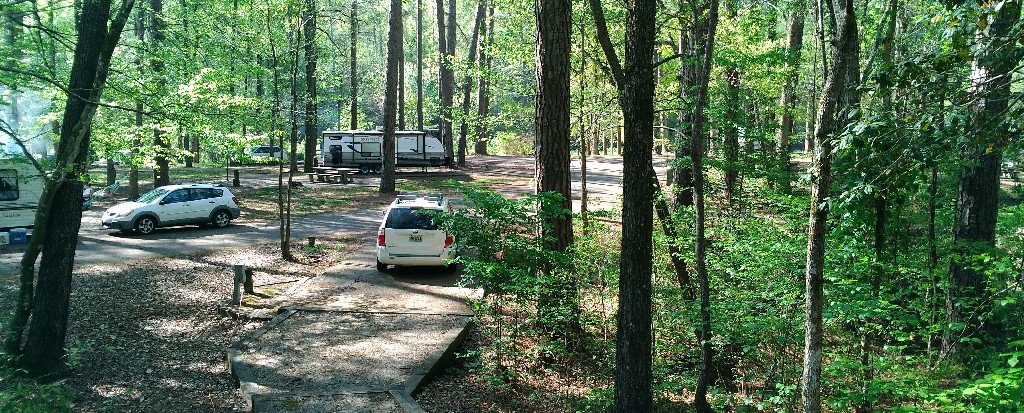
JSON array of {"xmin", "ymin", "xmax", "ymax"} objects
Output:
[
  {"xmin": 136, "ymin": 188, "xmax": 169, "ymax": 203},
  {"xmin": 385, "ymin": 208, "xmax": 438, "ymax": 230}
]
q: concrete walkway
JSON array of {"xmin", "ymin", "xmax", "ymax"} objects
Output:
[{"xmin": 227, "ymin": 237, "xmax": 481, "ymax": 413}]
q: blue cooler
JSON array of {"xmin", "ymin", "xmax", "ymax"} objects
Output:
[{"xmin": 9, "ymin": 228, "xmax": 27, "ymax": 244}]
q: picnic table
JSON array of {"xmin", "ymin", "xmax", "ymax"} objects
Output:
[{"xmin": 307, "ymin": 167, "xmax": 360, "ymax": 184}]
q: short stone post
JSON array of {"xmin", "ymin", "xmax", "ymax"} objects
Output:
[
  {"xmin": 232, "ymin": 265, "xmax": 245, "ymax": 305},
  {"xmin": 232, "ymin": 169, "xmax": 240, "ymax": 187},
  {"xmin": 307, "ymin": 236, "xmax": 316, "ymax": 247}
]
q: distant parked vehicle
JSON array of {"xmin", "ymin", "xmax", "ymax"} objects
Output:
[
  {"xmin": 1003, "ymin": 161, "xmax": 1019, "ymax": 180},
  {"xmin": 376, "ymin": 193, "xmax": 455, "ymax": 272},
  {"xmin": 249, "ymin": 145, "xmax": 283, "ymax": 158},
  {"xmin": 101, "ymin": 183, "xmax": 240, "ymax": 235},
  {"xmin": 0, "ymin": 157, "xmax": 45, "ymax": 231},
  {"xmin": 321, "ymin": 130, "xmax": 447, "ymax": 174}
]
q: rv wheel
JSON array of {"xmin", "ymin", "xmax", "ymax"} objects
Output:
[{"xmin": 359, "ymin": 165, "xmax": 371, "ymax": 174}]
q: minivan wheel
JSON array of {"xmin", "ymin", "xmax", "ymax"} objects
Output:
[
  {"xmin": 212, "ymin": 210, "xmax": 232, "ymax": 228},
  {"xmin": 376, "ymin": 260, "xmax": 388, "ymax": 272},
  {"xmin": 134, "ymin": 216, "xmax": 156, "ymax": 235}
]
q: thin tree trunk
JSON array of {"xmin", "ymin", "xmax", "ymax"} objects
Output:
[
  {"xmin": 416, "ymin": 0, "xmax": 423, "ymax": 130},
  {"xmin": 692, "ymin": 1, "xmax": 719, "ymax": 410},
  {"xmin": 381, "ymin": 0, "xmax": 403, "ymax": 192},
  {"xmin": 303, "ymin": 0, "xmax": 318, "ymax": 172},
  {"xmin": 129, "ymin": 5, "xmax": 144, "ymax": 199},
  {"xmin": 723, "ymin": 66, "xmax": 740, "ymax": 202},
  {"xmin": 349, "ymin": 0, "xmax": 358, "ymax": 129},
  {"xmin": 458, "ymin": 2, "xmax": 485, "ymax": 167},
  {"xmin": 282, "ymin": 14, "xmax": 300, "ymax": 258},
  {"xmin": 151, "ymin": 0, "xmax": 169, "ymax": 187},
  {"xmin": 474, "ymin": 3, "xmax": 493, "ymax": 155},
  {"xmin": 803, "ymin": 0, "xmax": 858, "ymax": 411},
  {"xmin": 776, "ymin": 2, "xmax": 805, "ymax": 193},
  {"xmin": 442, "ymin": 0, "xmax": 456, "ymax": 165}
]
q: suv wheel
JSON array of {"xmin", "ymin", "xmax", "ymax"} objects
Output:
[
  {"xmin": 212, "ymin": 210, "xmax": 232, "ymax": 228},
  {"xmin": 134, "ymin": 216, "xmax": 156, "ymax": 235},
  {"xmin": 376, "ymin": 260, "xmax": 388, "ymax": 272}
]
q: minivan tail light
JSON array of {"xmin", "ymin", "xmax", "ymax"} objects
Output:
[
  {"xmin": 444, "ymin": 235, "xmax": 454, "ymax": 248},
  {"xmin": 377, "ymin": 230, "xmax": 386, "ymax": 246}
]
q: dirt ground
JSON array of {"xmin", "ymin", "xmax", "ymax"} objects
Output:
[{"xmin": 0, "ymin": 155, "xmax": 635, "ymax": 412}]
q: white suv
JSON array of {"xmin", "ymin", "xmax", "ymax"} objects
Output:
[
  {"xmin": 101, "ymin": 184, "xmax": 241, "ymax": 235},
  {"xmin": 376, "ymin": 193, "xmax": 455, "ymax": 271}
]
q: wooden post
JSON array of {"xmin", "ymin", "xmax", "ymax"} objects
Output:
[
  {"xmin": 307, "ymin": 236, "xmax": 316, "ymax": 247},
  {"xmin": 243, "ymin": 268, "xmax": 254, "ymax": 294},
  {"xmin": 232, "ymin": 265, "xmax": 245, "ymax": 305},
  {"xmin": 232, "ymin": 169, "xmax": 240, "ymax": 187}
]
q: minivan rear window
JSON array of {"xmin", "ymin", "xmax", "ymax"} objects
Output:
[{"xmin": 385, "ymin": 208, "xmax": 438, "ymax": 230}]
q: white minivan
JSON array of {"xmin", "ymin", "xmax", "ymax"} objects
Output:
[{"xmin": 376, "ymin": 193, "xmax": 455, "ymax": 271}]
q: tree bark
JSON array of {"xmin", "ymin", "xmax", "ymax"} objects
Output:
[
  {"xmin": 15, "ymin": 0, "xmax": 135, "ymax": 379},
  {"xmin": 129, "ymin": 5, "xmax": 144, "ymax": 199},
  {"xmin": 381, "ymin": 0, "xmax": 403, "ymax": 193},
  {"xmin": 349, "ymin": 0, "xmax": 358, "ymax": 129},
  {"xmin": 458, "ymin": 2, "xmax": 485, "ymax": 167},
  {"xmin": 803, "ymin": 0, "xmax": 857, "ymax": 411},
  {"xmin": 443, "ymin": 0, "xmax": 456, "ymax": 165},
  {"xmin": 303, "ymin": 0, "xmax": 318, "ymax": 172},
  {"xmin": 776, "ymin": 1, "xmax": 805, "ymax": 193},
  {"xmin": 416, "ymin": 0, "xmax": 423, "ymax": 130},
  {"xmin": 474, "ymin": 3, "xmax": 493, "ymax": 155},
  {"xmin": 723, "ymin": 66, "xmax": 740, "ymax": 202},
  {"xmin": 151, "ymin": 0, "xmax": 169, "ymax": 187},
  {"xmin": 589, "ymin": 0, "xmax": 657, "ymax": 409},
  {"xmin": 691, "ymin": 1, "xmax": 719, "ymax": 410},
  {"xmin": 943, "ymin": 0, "xmax": 1021, "ymax": 358}
]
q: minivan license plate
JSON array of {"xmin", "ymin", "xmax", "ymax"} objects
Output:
[{"xmin": 409, "ymin": 235, "xmax": 422, "ymax": 242}]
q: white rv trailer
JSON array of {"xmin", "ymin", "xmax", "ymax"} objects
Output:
[
  {"xmin": 0, "ymin": 157, "xmax": 45, "ymax": 231},
  {"xmin": 321, "ymin": 130, "xmax": 447, "ymax": 173}
]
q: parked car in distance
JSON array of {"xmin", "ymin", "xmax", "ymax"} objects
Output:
[
  {"xmin": 101, "ymin": 183, "xmax": 240, "ymax": 235},
  {"xmin": 376, "ymin": 193, "xmax": 455, "ymax": 272}
]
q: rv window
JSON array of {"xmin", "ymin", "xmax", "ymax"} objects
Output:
[
  {"xmin": 0, "ymin": 169, "xmax": 18, "ymax": 201},
  {"xmin": 360, "ymin": 142, "xmax": 381, "ymax": 157}
]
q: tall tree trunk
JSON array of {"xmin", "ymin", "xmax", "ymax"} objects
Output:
[
  {"xmin": 349, "ymin": 0, "xmax": 358, "ymax": 129},
  {"xmin": 474, "ymin": 3, "xmax": 493, "ymax": 155},
  {"xmin": 281, "ymin": 14, "xmax": 300, "ymax": 259},
  {"xmin": 381, "ymin": 0, "xmax": 403, "ymax": 192},
  {"xmin": 416, "ymin": 0, "xmax": 423, "ymax": 130},
  {"xmin": 776, "ymin": 1, "xmax": 805, "ymax": 193},
  {"xmin": 130, "ymin": 5, "xmax": 144, "ymax": 199},
  {"xmin": 442, "ymin": 0, "xmax": 456, "ymax": 165},
  {"xmin": 534, "ymin": 0, "xmax": 574, "ymax": 332},
  {"xmin": 692, "ymin": 1, "xmax": 719, "ymax": 410},
  {"xmin": 723, "ymin": 66, "xmax": 740, "ymax": 202},
  {"xmin": 151, "ymin": 0, "xmax": 169, "ymax": 187},
  {"xmin": 303, "ymin": 0, "xmax": 318, "ymax": 172},
  {"xmin": 399, "ymin": 23, "xmax": 406, "ymax": 131},
  {"xmin": 943, "ymin": 0, "xmax": 1021, "ymax": 358},
  {"xmin": 803, "ymin": 0, "xmax": 857, "ymax": 411},
  {"xmin": 672, "ymin": 4, "xmax": 701, "ymax": 208},
  {"xmin": 13, "ymin": 0, "xmax": 135, "ymax": 379},
  {"xmin": 458, "ymin": 2, "xmax": 485, "ymax": 167},
  {"xmin": 589, "ymin": 0, "xmax": 657, "ymax": 409}
]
